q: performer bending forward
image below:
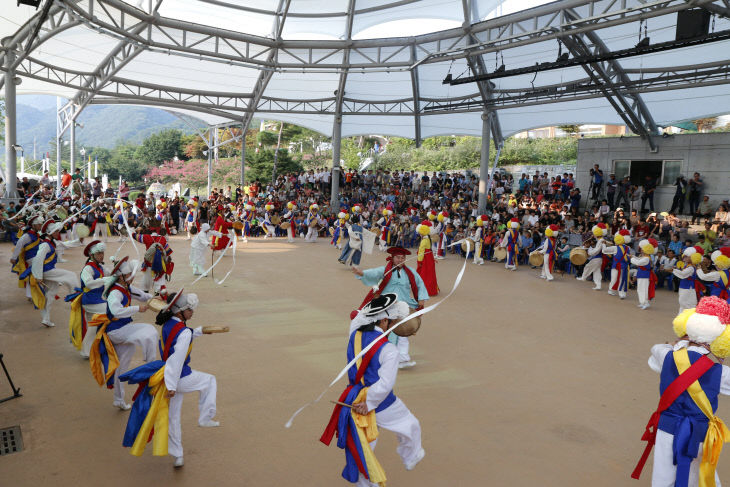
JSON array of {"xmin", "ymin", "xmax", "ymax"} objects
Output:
[
  {"xmin": 120, "ymin": 291, "xmax": 219, "ymax": 468},
  {"xmin": 351, "ymin": 247, "xmax": 428, "ymax": 369},
  {"xmin": 321, "ymin": 294, "xmax": 425, "ymax": 487}
]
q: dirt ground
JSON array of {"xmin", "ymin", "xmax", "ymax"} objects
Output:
[{"xmin": 1, "ymin": 235, "xmax": 727, "ymax": 486}]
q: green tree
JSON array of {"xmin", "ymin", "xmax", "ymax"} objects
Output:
[
  {"xmin": 247, "ymin": 149, "xmax": 302, "ymax": 182},
  {"xmin": 134, "ymin": 129, "xmax": 185, "ymax": 165},
  {"xmin": 106, "ymin": 143, "xmax": 149, "ymax": 183}
]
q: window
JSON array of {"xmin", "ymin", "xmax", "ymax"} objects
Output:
[
  {"xmin": 662, "ymin": 160, "xmax": 682, "ymax": 185},
  {"xmin": 612, "ymin": 159, "xmax": 683, "ymax": 186}
]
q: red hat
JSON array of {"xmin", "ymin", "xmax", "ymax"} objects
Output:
[
  {"xmin": 420, "ymin": 220, "xmax": 432, "ymax": 227},
  {"xmin": 695, "ymin": 245, "xmax": 705, "ymax": 255},
  {"xmin": 510, "ymin": 218, "xmax": 519, "ymax": 223},
  {"xmin": 619, "ymin": 229, "xmax": 631, "ymax": 237},
  {"xmin": 386, "ymin": 247, "xmax": 411, "ymax": 257},
  {"xmin": 597, "ymin": 223, "xmax": 607, "ymax": 230},
  {"xmin": 41, "ymin": 219, "xmax": 55, "ymax": 233},
  {"xmin": 648, "ymin": 238, "xmax": 659, "ymax": 248},
  {"xmin": 83, "ymin": 240, "xmax": 104, "ymax": 257},
  {"xmin": 111, "ymin": 256, "xmax": 129, "ymax": 276}
]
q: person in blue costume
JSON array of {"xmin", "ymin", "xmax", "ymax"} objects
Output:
[
  {"xmin": 321, "ymin": 294, "xmax": 425, "ymax": 487},
  {"xmin": 122, "ymin": 290, "xmax": 219, "ymax": 468},
  {"xmin": 10, "ymin": 213, "xmax": 44, "ymax": 300},
  {"xmin": 351, "ymin": 247, "xmax": 428, "ymax": 369},
  {"xmin": 634, "ymin": 297, "xmax": 730, "ymax": 486}
]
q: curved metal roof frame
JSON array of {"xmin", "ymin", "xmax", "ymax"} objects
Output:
[{"xmin": 1, "ymin": 0, "xmax": 730, "ymax": 141}]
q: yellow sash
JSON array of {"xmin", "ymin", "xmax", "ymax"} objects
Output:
[
  {"xmin": 720, "ymin": 271, "xmax": 729, "ymax": 288},
  {"xmin": 674, "ymin": 348, "xmax": 730, "ymax": 487},
  {"xmin": 130, "ymin": 343, "xmax": 192, "ymax": 457},
  {"xmin": 29, "ymin": 275, "xmax": 46, "ymax": 310},
  {"xmin": 130, "ymin": 366, "xmax": 170, "ymax": 457},
  {"xmin": 68, "ymin": 293, "xmax": 85, "ymax": 350},
  {"xmin": 88, "ymin": 320, "xmax": 120, "ymax": 387},
  {"xmin": 352, "ymin": 331, "xmax": 386, "ymax": 487}
]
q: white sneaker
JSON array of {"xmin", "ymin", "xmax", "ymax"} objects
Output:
[
  {"xmin": 538, "ymin": 275, "xmax": 546, "ymax": 279},
  {"xmin": 546, "ymin": 277, "xmax": 554, "ymax": 281},
  {"xmin": 619, "ymin": 295, "xmax": 626, "ymax": 300},
  {"xmin": 398, "ymin": 361, "xmax": 417, "ymax": 369},
  {"xmin": 405, "ymin": 448, "xmax": 425, "ymax": 471},
  {"xmin": 174, "ymin": 456, "xmax": 184, "ymax": 468},
  {"xmin": 79, "ymin": 351, "xmax": 89, "ymax": 359},
  {"xmin": 113, "ymin": 400, "xmax": 131, "ymax": 411},
  {"xmin": 199, "ymin": 420, "xmax": 220, "ymax": 427},
  {"xmin": 607, "ymin": 291, "xmax": 616, "ymax": 296},
  {"xmin": 41, "ymin": 321, "xmax": 55, "ymax": 328},
  {"xmin": 576, "ymin": 276, "xmax": 584, "ymax": 281},
  {"xmin": 591, "ymin": 286, "xmax": 601, "ymax": 291},
  {"xmin": 58, "ymin": 257, "xmax": 68, "ymax": 263}
]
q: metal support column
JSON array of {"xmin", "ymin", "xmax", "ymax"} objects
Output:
[
  {"xmin": 56, "ymin": 97, "xmax": 62, "ymax": 194},
  {"xmin": 478, "ymin": 112, "xmax": 492, "ymax": 213},
  {"xmin": 4, "ymin": 48, "xmax": 17, "ymax": 197},
  {"xmin": 240, "ymin": 122, "xmax": 246, "ymax": 186},
  {"xmin": 69, "ymin": 119, "xmax": 76, "ymax": 175},
  {"xmin": 206, "ymin": 126, "xmax": 212, "ymax": 197},
  {"xmin": 330, "ymin": 116, "xmax": 342, "ymax": 210}
]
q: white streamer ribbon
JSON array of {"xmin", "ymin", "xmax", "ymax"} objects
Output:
[
  {"xmin": 285, "ymin": 239, "xmax": 472, "ymax": 428},
  {"xmin": 190, "ymin": 231, "xmax": 235, "ymax": 286}
]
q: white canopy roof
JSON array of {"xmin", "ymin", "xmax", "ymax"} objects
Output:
[{"xmin": 2, "ymin": 0, "xmax": 730, "ymax": 139}]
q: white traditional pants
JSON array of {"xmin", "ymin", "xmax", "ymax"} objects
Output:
[
  {"xmin": 141, "ymin": 268, "xmax": 166, "ymax": 294},
  {"xmin": 305, "ymin": 226, "xmax": 318, "ymax": 242},
  {"xmin": 651, "ymin": 429, "xmax": 720, "ymax": 487},
  {"xmin": 356, "ymin": 398, "xmax": 422, "ymax": 487},
  {"xmin": 107, "ymin": 323, "xmax": 158, "ymax": 404},
  {"xmin": 168, "ymin": 370, "xmax": 217, "ymax": 458},
  {"xmin": 286, "ymin": 226, "xmax": 294, "ymax": 243},
  {"xmin": 93, "ymin": 223, "xmax": 109, "ymax": 241},
  {"xmin": 608, "ymin": 269, "xmax": 627, "ymax": 298},
  {"xmin": 39, "ymin": 268, "xmax": 78, "ymax": 324},
  {"xmin": 678, "ymin": 288, "xmax": 698, "ymax": 313},
  {"xmin": 473, "ymin": 242, "xmax": 483, "ymax": 264},
  {"xmin": 264, "ymin": 224, "xmax": 276, "ymax": 238},
  {"xmin": 396, "ymin": 336, "xmax": 411, "ymax": 363},
  {"xmin": 82, "ymin": 303, "xmax": 107, "ymax": 357},
  {"xmin": 580, "ymin": 258, "xmax": 603, "ymax": 289},
  {"xmin": 637, "ymin": 278, "xmax": 650, "ymax": 306},
  {"xmin": 540, "ymin": 257, "xmax": 554, "ymax": 281}
]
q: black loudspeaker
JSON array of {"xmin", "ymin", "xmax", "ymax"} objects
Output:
[{"xmin": 676, "ymin": 9, "xmax": 711, "ymax": 41}]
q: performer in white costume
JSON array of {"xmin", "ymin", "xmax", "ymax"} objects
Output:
[
  {"xmin": 189, "ymin": 223, "xmax": 221, "ymax": 276},
  {"xmin": 576, "ymin": 223, "xmax": 608, "ymax": 290},
  {"xmin": 28, "ymin": 220, "xmax": 80, "ymax": 327}
]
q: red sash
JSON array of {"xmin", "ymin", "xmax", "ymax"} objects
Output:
[
  {"xmin": 631, "ymin": 354, "xmax": 715, "ymax": 479},
  {"xmin": 162, "ymin": 322, "xmax": 187, "ymax": 360},
  {"xmin": 320, "ymin": 334, "xmax": 389, "ymax": 446}
]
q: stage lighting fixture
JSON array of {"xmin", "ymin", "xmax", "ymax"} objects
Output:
[
  {"xmin": 18, "ymin": 0, "xmax": 42, "ymax": 7},
  {"xmin": 442, "ymin": 73, "xmax": 453, "ymax": 84},
  {"xmin": 636, "ymin": 37, "xmax": 651, "ymax": 48}
]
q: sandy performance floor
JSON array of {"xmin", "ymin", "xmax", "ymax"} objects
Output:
[{"xmin": 0, "ymin": 234, "xmax": 727, "ymax": 486}]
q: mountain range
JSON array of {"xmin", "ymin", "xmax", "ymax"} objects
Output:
[{"xmin": 11, "ymin": 95, "xmax": 202, "ymax": 159}]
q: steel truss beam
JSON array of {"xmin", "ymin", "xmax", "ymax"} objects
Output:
[
  {"xmin": 39, "ymin": 0, "xmax": 720, "ymax": 72},
  {"xmin": 422, "ymin": 61, "xmax": 730, "ymax": 113},
  {"xmin": 241, "ymin": 0, "xmax": 290, "ymax": 131},
  {"xmin": 0, "ymin": 2, "xmax": 80, "ymax": 90},
  {"xmin": 563, "ymin": 8, "xmax": 659, "ymax": 136},
  {"xmin": 10, "ymin": 52, "xmax": 730, "ymax": 118}
]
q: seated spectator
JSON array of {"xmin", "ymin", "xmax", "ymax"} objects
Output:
[
  {"xmin": 693, "ymin": 195, "xmax": 714, "ymax": 224},
  {"xmin": 656, "ymin": 249, "xmax": 678, "ymax": 290}
]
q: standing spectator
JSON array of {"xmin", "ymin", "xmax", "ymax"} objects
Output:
[
  {"xmin": 590, "ymin": 164, "xmax": 603, "ymax": 200},
  {"xmin": 60, "ymin": 169, "xmax": 72, "ymax": 189},
  {"xmin": 640, "ymin": 175, "xmax": 657, "ymax": 212},
  {"xmin": 72, "ymin": 168, "xmax": 83, "ymax": 182},
  {"xmin": 118, "ymin": 180, "xmax": 130, "ymax": 200},
  {"xmin": 669, "ymin": 175, "xmax": 687, "ymax": 215},
  {"xmin": 40, "ymin": 171, "xmax": 51, "ymax": 187},
  {"xmin": 615, "ymin": 176, "xmax": 631, "ymax": 210},
  {"xmin": 693, "ymin": 195, "xmax": 714, "ymax": 224},
  {"xmin": 605, "ymin": 174, "xmax": 617, "ymax": 209},
  {"xmin": 688, "ymin": 172, "xmax": 703, "ymax": 217}
]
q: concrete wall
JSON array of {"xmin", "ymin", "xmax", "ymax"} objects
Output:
[{"xmin": 576, "ymin": 133, "xmax": 730, "ymax": 211}]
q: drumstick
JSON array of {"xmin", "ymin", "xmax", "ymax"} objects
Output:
[{"xmin": 330, "ymin": 400, "xmax": 352, "ymax": 408}]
